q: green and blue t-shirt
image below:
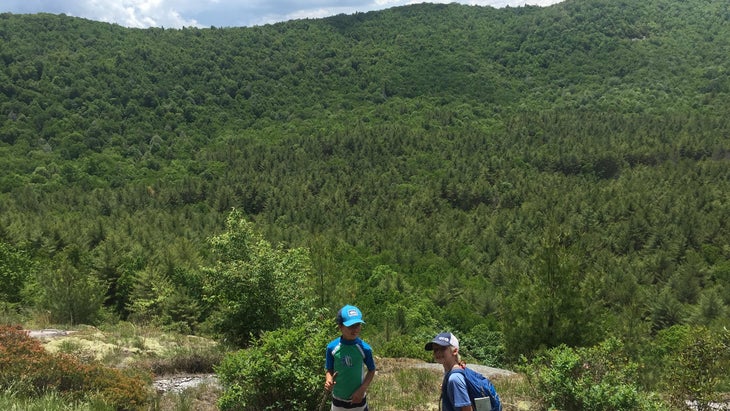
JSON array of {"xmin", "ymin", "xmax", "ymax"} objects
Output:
[{"xmin": 325, "ymin": 336, "xmax": 376, "ymax": 401}]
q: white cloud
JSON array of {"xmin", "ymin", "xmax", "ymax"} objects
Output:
[
  {"xmin": 1, "ymin": 0, "xmax": 564, "ymax": 28},
  {"xmin": 77, "ymin": 0, "xmax": 202, "ymax": 28}
]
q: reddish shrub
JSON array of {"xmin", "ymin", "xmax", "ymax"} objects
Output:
[{"xmin": 0, "ymin": 325, "xmax": 152, "ymax": 410}]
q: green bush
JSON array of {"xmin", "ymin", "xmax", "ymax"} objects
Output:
[
  {"xmin": 658, "ymin": 325, "xmax": 730, "ymax": 410},
  {"xmin": 215, "ymin": 315, "xmax": 333, "ymax": 411},
  {"xmin": 460, "ymin": 324, "xmax": 506, "ymax": 367},
  {"xmin": 202, "ymin": 211, "xmax": 318, "ymax": 347},
  {"xmin": 0, "ymin": 241, "xmax": 35, "ymax": 305},
  {"xmin": 144, "ymin": 343, "xmax": 225, "ymax": 375},
  {"xmin": 33, "ymin": 246, "xmax": 106, "ymax": 325},
  {"xmin": 377, "ymin": 334, "xmax": 426, "ymax": 360},
  {"xmin": 520, "ymin": 337, "xmax": 666, "ymax": 411}
]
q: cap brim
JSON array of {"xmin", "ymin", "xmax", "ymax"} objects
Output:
[
  {"xmin": 425, "ymin": 341, "xmax": 449, "ymax": 350},
  {"xmin": 342, "ymin": 319, "xmax": 364, "ymax": 327}
]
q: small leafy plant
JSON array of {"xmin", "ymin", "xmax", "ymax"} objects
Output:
[
  {"xmin": 215, "ymin": 315, "xmax": 332, "ymax": 411},
  {"xmin": 520, "ymin": 337, "xmax": 666, "ymax": 411}
]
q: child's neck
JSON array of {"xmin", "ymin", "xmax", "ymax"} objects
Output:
[{"xmin": 443, "ymin": 358, "xmax": 460, "ymax": 372}]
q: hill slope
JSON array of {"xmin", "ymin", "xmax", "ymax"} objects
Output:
[{"xmin": 0, "ymin": 0, "xmax": 729, "ymax": 363}]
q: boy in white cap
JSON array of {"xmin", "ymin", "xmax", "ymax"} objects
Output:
[
  {"xmin": 324, "ymin": 305, "xmax": 376, "ymax": 411},
  {"xmin": 425, "ymin": 332, "xmax": 473, "ymax": 411}
]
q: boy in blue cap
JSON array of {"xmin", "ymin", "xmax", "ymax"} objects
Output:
[{"xmin": 324, "ymin": 305, "xmax": 376, "ymax": 411}]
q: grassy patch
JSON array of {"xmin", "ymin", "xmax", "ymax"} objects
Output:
[
  {"xmin": 0, "ymin": 388, "xmax": 114, "ymax": 410},
  {"xmin": 153, "ymin": 382, "xmax": 222, "ymax": 411},
  {"xmin": 39, "ymin": 322, "xmax": 224, "ymax": 374},
  {"xmin": 368, "ymin": 358, "xmax": 532, "ymax": 411},
  {"xmin": 369, "ymin": 366, "xmax": 441, "ymax": 410}
]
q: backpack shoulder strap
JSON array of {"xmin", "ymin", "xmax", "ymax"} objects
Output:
[
  {"xmin": 443, "ymin": 368, "xmax": 471, "ymax": 398},
  {"xmin": 441, "ymin": 369, "xmax": 466, "ymax": 396}
]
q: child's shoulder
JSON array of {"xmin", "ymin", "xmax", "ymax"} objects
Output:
[
  {"xmin": 326, "ymin": 337, "xmax": 342, "ymax": 349},
  {"xmin": 357, "ymin": 338, "xmax": 374, "ymax": 351}
]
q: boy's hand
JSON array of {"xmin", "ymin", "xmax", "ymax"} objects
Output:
[
  {"xmin": 324, "ymin": 371, "xmax": 338, "ymax": 391},
  {"xmin": 350, "ymin": 388, "xmax": 365, "ymax": 404}
]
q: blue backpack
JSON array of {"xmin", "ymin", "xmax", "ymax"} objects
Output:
[{"xmin": 444, "ymin": 367, "xmax": 502, "ymax": 411}]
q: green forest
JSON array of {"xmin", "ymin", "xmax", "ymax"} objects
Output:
[{"xmin": 1, "ymin": 0, "xmax": 729, "ymax": 409}]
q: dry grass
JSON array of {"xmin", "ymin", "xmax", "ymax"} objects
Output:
[
  {"xmin": 152, "ymin": 382, "xmax": 221, "ymax": 411},
  {"xmin": 369, "ymin": 358, "xmax": 535, "ymax": 411},
  {"xmin": 369, "ymin": 358, "xmax": 443, "ymax": 411}
]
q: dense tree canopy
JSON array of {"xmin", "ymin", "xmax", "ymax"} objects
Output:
[{"xmin": 0, "ymin": 0, "xmax": 728, "ymax": 365}]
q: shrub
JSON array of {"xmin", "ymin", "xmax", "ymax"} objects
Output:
[
  {"xmin": 215, "ymin": 315, "xmax": 333, "ymax": 411},
  {"xmin": 0, "ymin": 324, "xmax": 152, "ymax": 410},
  {"xmin": 202, "ymin": 211, "xmax": 318, "ymax": 347},
  {"xmin": 520, "ymin": 337, "xmax": 666, "ymax": 411},
  {"xmin": 34, "ymin": 248, "xmax": 107, "ymax": 325},
  {"xmin": 377, "ymin": 334, "xmax": 426, "ymax": 360},
  {"xmin": 659, "ymin": 325, "xmax": 730, "ymax": 410},
  {"xmin": 460, "ymin": 323, "xmax": 506, "ymax": 367},
  {"xmin": 0, "ymin": 241, "xmax": 35, "ymax": 305},
  {"xmin": 144, "ymin": 343, "xmax": 225, "ymax": 375},
  {"xmin": 83, "ymin": 366, "xmax": 151, "ymax": 409}
]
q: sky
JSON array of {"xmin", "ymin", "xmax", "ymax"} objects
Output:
[{"xmin": 2, "ymin": 0, "xmax": 564, "ymax": 29}]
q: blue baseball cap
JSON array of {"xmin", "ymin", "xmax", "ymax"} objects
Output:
[
  {"xmin": 337, "ymin": 305, "xmax": 365, "ymax": 327},
  {"xmin": 425, "ymin": 332, "xmax": 459, "ymax": 350}
]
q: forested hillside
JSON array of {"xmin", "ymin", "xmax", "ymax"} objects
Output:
[{"xmin": 1, "ymin": 0, "xmax": 729, "ymax": 375}]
